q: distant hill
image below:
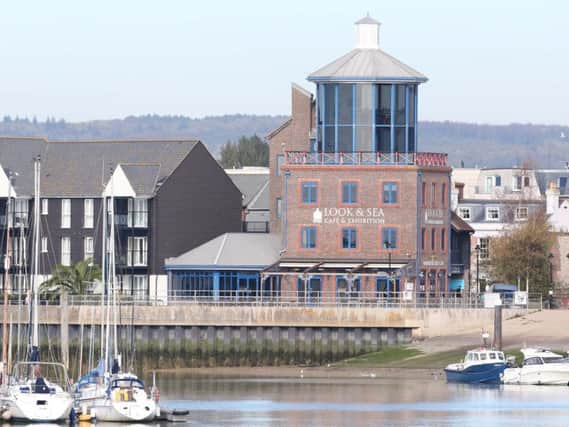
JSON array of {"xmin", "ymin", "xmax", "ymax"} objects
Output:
[{"xmin": 1, "ymin": 115, "xmax": 568, "ymax": 168}]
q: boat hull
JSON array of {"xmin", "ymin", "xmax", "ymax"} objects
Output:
[
  {"xmin": 502, "ymin": 366, "xmax": 569, "ymax": 385},
  {"xmin": 89, "ymin": 398, "xmax": 157, "ymax": 422},
  {"xmin": 0, "ymin": 392, "xmax": 73, "ymax": 422},
  {"xmin": 445, "ymin": 363, "xmax": 506, "ymax": 384}
]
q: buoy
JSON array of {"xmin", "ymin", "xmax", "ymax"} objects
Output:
[{"xmin": 79, "ymin": 413, "xmax": 92, "ymax": 422}]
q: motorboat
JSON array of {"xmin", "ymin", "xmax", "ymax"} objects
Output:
[
  {"xmin": 502, "ymin": 348, "xmax": 569, "ymax": 385},
  {"xmin": 444, "ymin": 348, "xmax": 507, "ymax": 384}
]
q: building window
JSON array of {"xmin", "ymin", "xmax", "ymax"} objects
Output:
[
  {"xmin": 11, "ymin": 237, "xmax": 25, "ymax": 266},
  {"xmin": 382, "ymin": 182, "xmax": 398, "ymax": 204},
  {"xmin": 382, "ymin": 228, "xmax": 398, "ymax": 249},
  {"xmin": 276, "ymin": 154, "xmax": 284, "ymax": 176},
  {"xmin": 479, "ymin": 238, "xmax": 489, "ymax": 259},
  {"xmin": 301, "ymin": 227, "xmax": 317, "ymax": 249},
  {"xmin": 129, "ymin": 198, "xmax": 148, "ymax": 228},
  {"xmin": 276, "ymin": 197, "xmax": 282, "ymax": 219},
  {"xmin": 441, "ymin": 228, "xmax": 446, "ymax": 251},
  {"xmin": 84, "ymin": 236, "xmax": 94, "ymax": 261},
  {"xmin": 41, "ymin": 199, "xmax": 48, "ymax": 215},
  {"xmin": 11, "ymin": 199, "xmax": 28, "ymax": 227},
  {"xmin": 485, "ymin": 175, "xmax": 501, "ymax": 192},
  {"xmin": 61, "ymin": 199, "xmax": 71, "ymax": 228},
  {"xmin": 128, "ymin": 236, "xmax": 148, "ymax": 266},
  {"xmin": 441, "ymin": 183, "xmax": 447, "ymax": 207},
  {"xmin": 458, "ymin": 207, "xmax": 471, "ymax": 220},
  {"xmin": 132, "ymin": 275, "xmax": 147, "ymax": 298},
  {"xmin": 559, "ymin": 177, "xmax": 567, "ymax": 189},
  {"xmin": 422, "ymin": 182, "xmax": 427, "ymax": 207},
  {"xmin": 341, "ymin": 181, "xmax": 358, "ymax": 204},
  {"xmin": 516, "ymin": 207, "xmax": 529, "ymax": 220},
  {"xmin": 84, "ymin": 199, "xmax": 94, "ymax": 228},
  {"xmin": 431, "ymin": 183, "xmax": 436, "ymax": 206},
  {"xmin": 41, "ymin": 237, "xmax": 48, "ymax": 253},
  {"xmin": 431, "ymin": 228, "xmax": 436, "ymax": 251},
  {"xmin": 421, "ymin": 227, "xmax": 426, "ymax": 251},
  {"xmin": 301, "ymin": 182, "xmax": 318, "ymax": 204},
  {"xmin": 486, "ymin": 207, "xmax": 500, "ymax": 221},
  {"xmin": 61, "ymin": 237, "xmax": 71, "ymax": 266},
  {"xmin": 341, "ymin": 227, "xmax": 357, "ymax": 249}
]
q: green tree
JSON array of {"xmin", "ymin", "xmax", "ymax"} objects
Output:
[
  {"xmin": 40, "ymin": 259, "xmax": 102, "ymax": 296},
  {"xmin": 489, "ymin": 211, "xmax": 555, "ymax": 295},
  {"xmin": 219, "ymin": 135, "xmax": 269, "ymax": 168}
]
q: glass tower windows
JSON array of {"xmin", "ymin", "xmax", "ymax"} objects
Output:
[{"xmin": 318, "ymin": 82, "xmax": 418, "ymax": 154}]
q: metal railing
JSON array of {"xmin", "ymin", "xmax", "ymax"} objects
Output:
[
  {"xmin": 1, "ymin": 291, "xmax": 543, "ymax": 309},
  {"xmin": 284, "ymin": 151, "xmax": 449, "ymax": 168}
]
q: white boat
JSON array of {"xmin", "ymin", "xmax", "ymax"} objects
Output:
[
  {"xmin": 502, "ymin": 348, "xmax": 569, "ymax": 385},
  {"xmin": 0, "ymin": 362, "xmax": 74, "ymax": 422},
  {"xmin": 75, "ymin": 176, "xmax": 158, "ymax": 422},
  {"xmin": 0, "ymin": 158, "xmax": 74, "ymax": 422}
]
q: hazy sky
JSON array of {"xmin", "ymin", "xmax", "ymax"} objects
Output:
[{"xmin": 1, "ymin": 0, "xmax": 568, "ymax": 125}]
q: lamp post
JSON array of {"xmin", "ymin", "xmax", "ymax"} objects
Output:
[
  {"xmin": 475, "ymin": 244, "xmax": 481, "ymax": 294},
  {"xmin": 384, "ymin": 240, "xmax": 393, "ymax": 296},
  {"xmin": 548, "ymin": 253, "xmax": 554, "ymax": 309}
]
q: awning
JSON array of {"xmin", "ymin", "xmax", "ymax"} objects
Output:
[{"xmin": 450, "ymin": 278, "xmax": 465, "ymax": 291}]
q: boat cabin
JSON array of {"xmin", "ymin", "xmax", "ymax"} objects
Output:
[{"xmin": 464, "ymin": 349, "xmax": 505, "ymax": 364}]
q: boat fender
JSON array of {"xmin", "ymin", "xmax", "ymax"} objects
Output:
[
  {"xmin": 152, "ymin": 386, "xmax": 160, "ymax": 402},
  {"xmin": 1, "ymin": 409, "xmax": 11, "ymax": 421}
]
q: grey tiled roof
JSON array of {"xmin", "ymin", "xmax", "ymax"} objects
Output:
[
  {"xmin": 165, "ymin": 232, "xmax": 281, "ymax": 269},
  {"xmin": 228, "ymin": 173, "xmax": 269, "ymax": 207},
  {"xmin": 0, "ymin": 137, "xmax": 199, "ymax": 197},
  {"xmin": 535, "ymin": 171, "xmax": 569, "ymax": 196},
  {"xmin": 308, "ymin": 48, "xmax": 427, "ymax": 83},
  {"xmin": 121, "ymin": 164, "xmax": 161, "ymax": 197},
  {"xmin": 355, "ymin": 15, "xmax": 380, "ymax": 25}
]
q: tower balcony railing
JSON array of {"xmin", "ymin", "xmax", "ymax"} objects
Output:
[{"xmin": 284, "ymin": 151, "xmax": 448, "ymax": 168}]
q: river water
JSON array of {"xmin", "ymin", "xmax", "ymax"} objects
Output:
[{"xmin": 156, "ymin": 374, "xmax": 569, "ymax": 426}]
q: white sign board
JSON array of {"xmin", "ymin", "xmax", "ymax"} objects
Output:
[
  {"xmin": 403, "ymin": 291, "xmax": 414, "ymax": 301},
  {"xmin": 483, "ymin": 292, "xmax": 502, "ymax": 308},
  {"xmin": 514, "ymin": 291, "xmax": 528, "ymax": 306}
]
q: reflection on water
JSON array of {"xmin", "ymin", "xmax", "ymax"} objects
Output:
[{"xmin": 154, "ymin": 375, "xmax": 569, "ymax": 426}]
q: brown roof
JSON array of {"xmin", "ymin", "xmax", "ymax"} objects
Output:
[{"xmin": 451, "ymin": 212, "xmax": 474, "ymax": 233}]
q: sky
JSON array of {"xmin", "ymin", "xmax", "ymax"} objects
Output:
[{"xmin": 1, "ymin": 0, "xmax": 568, "ymax": 125}]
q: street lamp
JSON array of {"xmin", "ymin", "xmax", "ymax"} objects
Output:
[
  {"xmin": 475, "ymin": 244, "xmax": 481, "ymax": 294},
  {"xmin": 384, "ymin": 240, "xmax": 393, "ymax": 296},
  {"xmin": 548, "ymin": 253, "xmax": 554, "ymax": 309}
]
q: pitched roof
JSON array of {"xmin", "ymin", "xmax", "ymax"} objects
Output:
[
  {"xmin": 451, "ymin": 212, "xmax": 474, "ymax": 233},
  {"xmin": 307, "ymin": 48, "xmax": 427, "ymax": 83},
  {"xmin": 0, "ymin": 137, "xmax": 199, "ymax": 197},
  {"xmin": 164, "ymin": 233, "xmax": 281, "ymax": 269},
  {"xmin": 225, "ymin": 169, "xmax": 269, "ymax": 207}
]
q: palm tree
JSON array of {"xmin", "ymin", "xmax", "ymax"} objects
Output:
[{"xmin": 41, "ymin": 258, "xmax": 102, "ymax": 297}]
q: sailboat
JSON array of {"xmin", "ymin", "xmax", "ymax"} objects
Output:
[
  {"xmin": 0, "ymin": 157, "xmax": 74, "ymax": 422},
  {"xmin": 75, "ymin": 172, "xmax": 158, "ymax": 422}
]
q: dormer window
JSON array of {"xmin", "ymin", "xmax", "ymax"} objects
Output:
[
  {"xmin": 485, "ymin": 175, "xmax": 501, "ymax": 192},
  {"xmin": 559, "ymin": 176, "xmax": 567, "ymax": 189}
]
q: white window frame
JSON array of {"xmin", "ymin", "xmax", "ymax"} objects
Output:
[
  {"xmin": 479, "ymin": 238, "xmax": 490, "ymax": 259},
  {"xmin": 132, "ymin": 275, "xmax": 147, "ymax": 299},
  {"xmin": 41, "ymin": 199, "xmax": 49, "ymax": 215},
  {"xmin": 276, "ymin": 197, "xmax": 282, "ymax": 219},
  {"xmin": 61, "ymin": 237, "xmax": 71, "ymax": 266},
  {"xmin": 128, "ymin": 198, "xmax": 148, "ymax": 228},
  {"xmin": 41, "ymin": 237, "xmax": 48, "ymax": 253},
  {"xmin": 128, "ymin": 236, "xmax": 147, "ymax": 266},
  {"xmin": 84, "ymin": 236, "xmax": 94, "ymax": 261},
  {"xmin": 458, "ymin": 207, "xmax": 471, "ymax": 220},
  {"xmin": 485, "ymin": 207, "xmax": 500, "ymax": 221},
  {"xmin": 515, "ymin": 207, "xmax": 529, "ymax": 221},
  {"xmin": 512, "ymin": 176, "xmax": 521, "ymax": 191},
  {"xmin": 61, "ymin": 199, "xmax": 71, "ymax": 228},
  {"xmin": 84, "ymin": 199, "xmax": 94, "ymax": 228},
  {"xmin": 11, "ymin": 199, "xmax": 29, "ymax": 228}
]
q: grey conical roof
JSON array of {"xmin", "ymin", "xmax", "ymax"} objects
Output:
[{"xmin": 308, "ymin": 48, "xmax": 427, "ymax": 83}]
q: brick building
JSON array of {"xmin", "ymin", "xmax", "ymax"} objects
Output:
[{"xmin": 264, "ymin": 16, "xmax": 452, "ymax": 301}]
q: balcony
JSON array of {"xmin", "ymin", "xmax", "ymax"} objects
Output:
[{"xmin": 284, "ymin": 151, "xmax": 448, "ymax": 168}]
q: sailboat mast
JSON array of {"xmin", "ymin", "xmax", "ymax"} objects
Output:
[
  {"xmin": 100, "ymin": 195, "xmax": 107, "ymax": 361},
  {"xmin": 32, "ymin": 157, "xmax": 40, "ymax": 350},
  {"xmin": 1, "ymin": 173, "xmax": 13, "ymax": 382},
  {"xmin": 110, "ymin": 175, "xmax": 118, "ymax": 362}
]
